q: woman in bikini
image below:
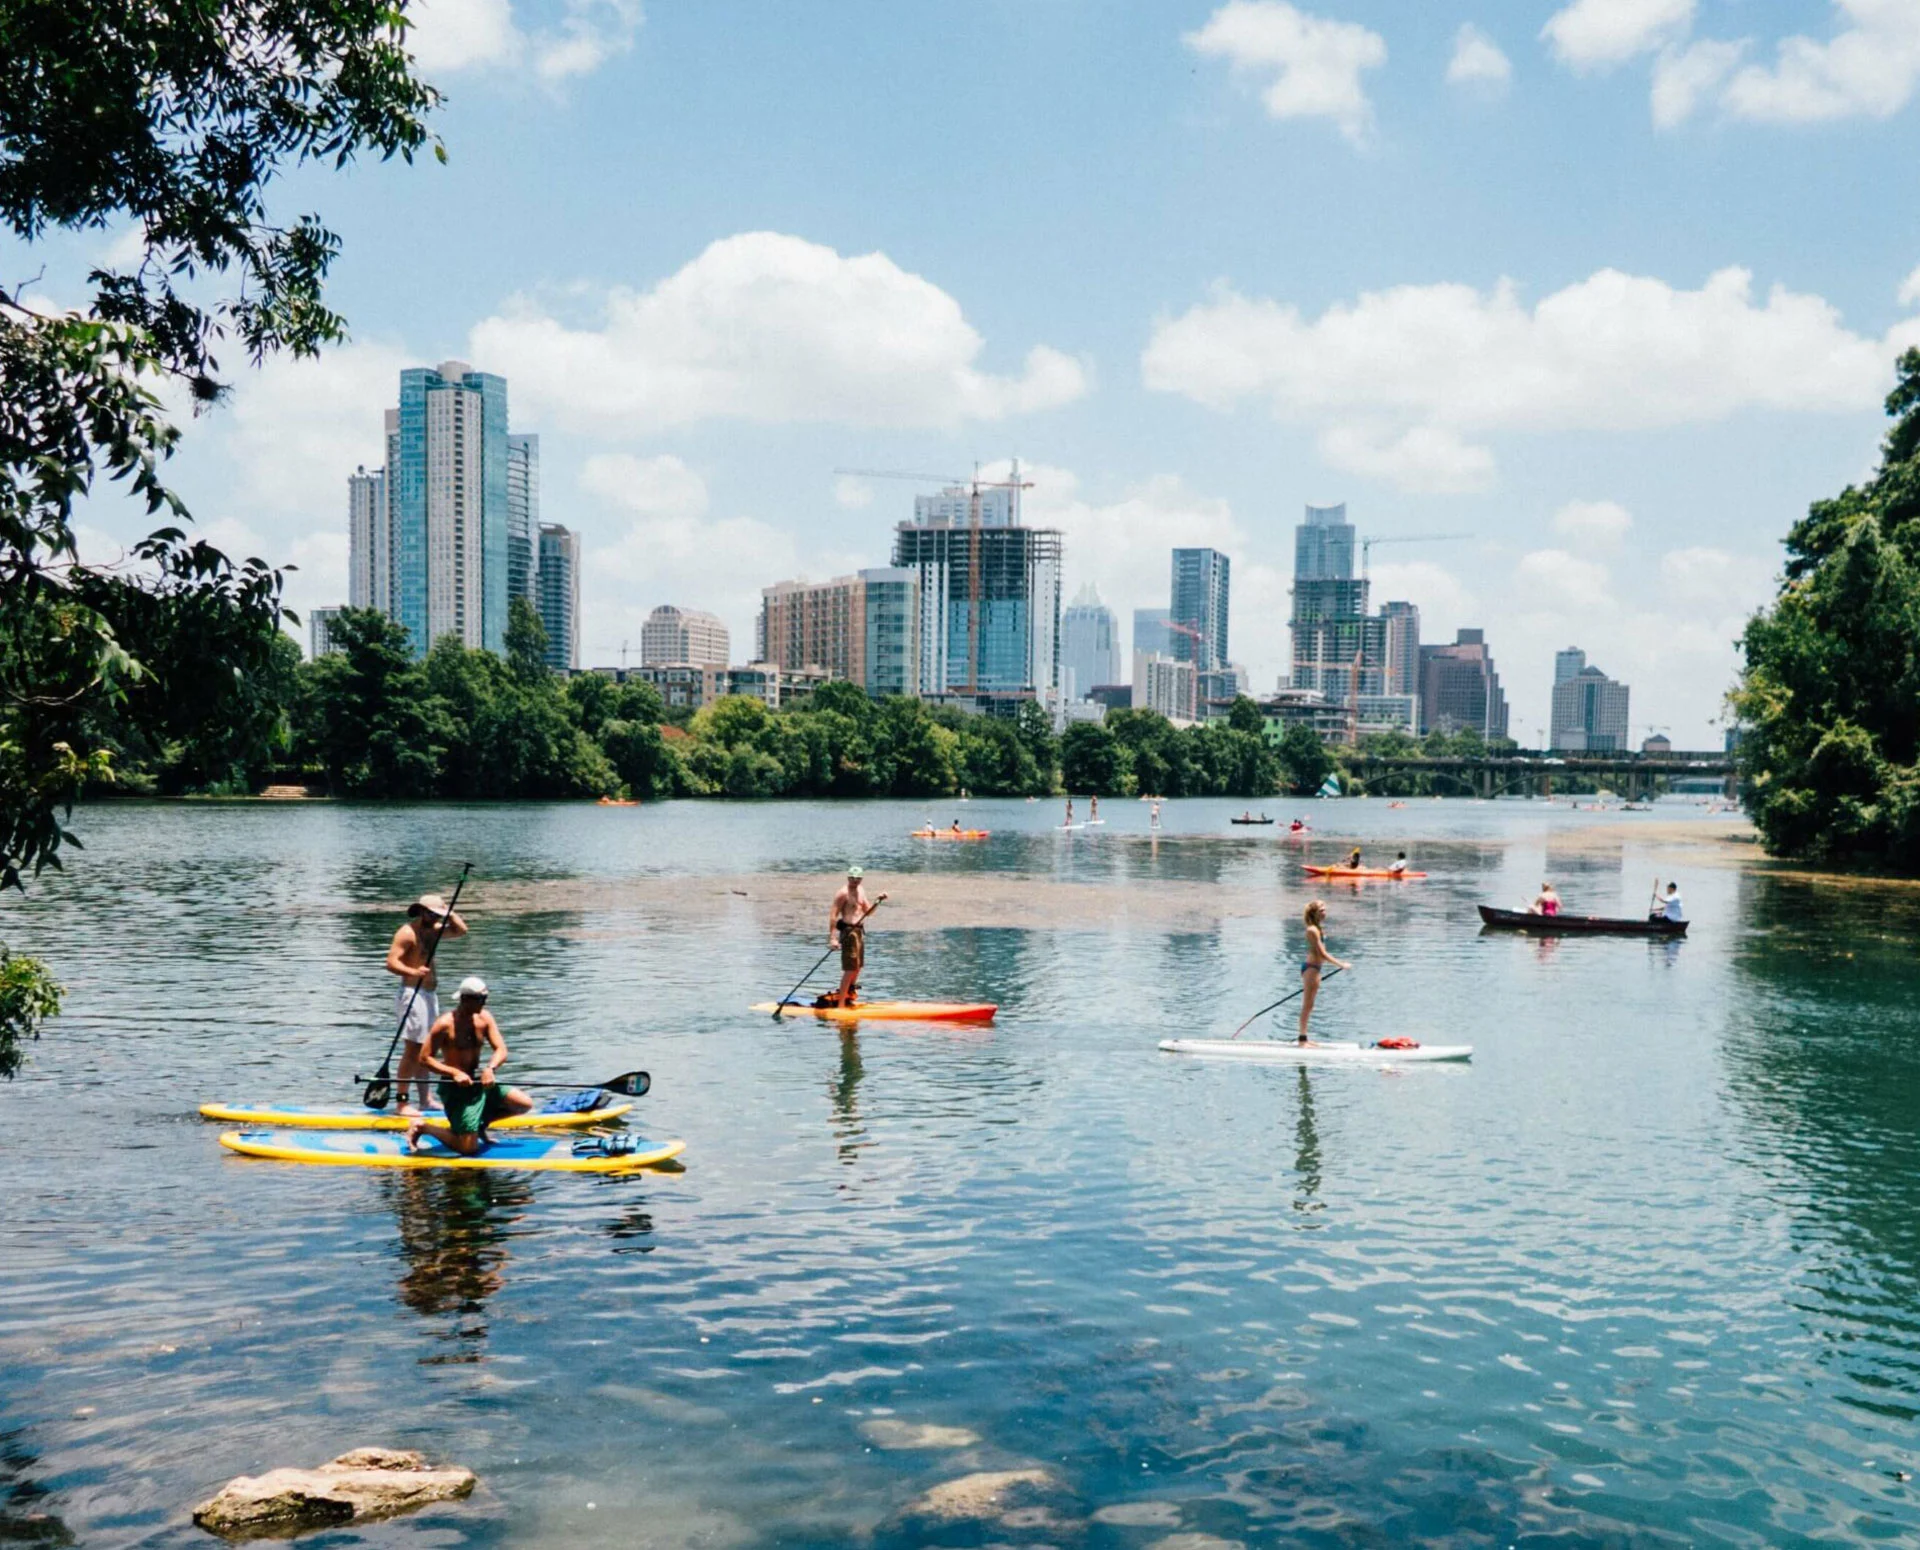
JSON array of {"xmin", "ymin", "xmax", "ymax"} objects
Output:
[{"xmin": 1297, "ymin": 899, "xmax": 1352, "ymax": 1044}]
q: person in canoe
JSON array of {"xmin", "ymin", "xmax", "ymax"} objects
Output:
[
  {"xmin": 1297, "ymin": 900, "xmax": 1352, "ymax": 1044},
  {"xmin": 1388, "ymin": 851, "xmax": 1410, "ymax": 877},
  {"xmin": 404, "ymin": 978, "xmax": 534, "ymax": 1154},
  {"xmin": 1652, "ymin": 881, "xmax": 1685, "ymax": 923},
  {"xmin": 1345, "ymin": 845, "xmax": 1363, "ymax": 870},
  {"xmin": 1530, "ymin": 881, "xmax": 1561, "ymax": 916},
  {"xmin": 822, "ymin": 865, "xmax": 883, "ymax": 1008},
  {"xmin": 386, "ymin": 892, "xmax": 469, "ymax": 1114}
]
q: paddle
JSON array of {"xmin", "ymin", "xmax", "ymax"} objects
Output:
[
  {"xmin": 770, "ymin": 894, "xmax": 887, "ymax": 1017},
  {"xmin": 355, "ymin": 1069, "xmax": 651, "ymax": 1098},
  {"xmin": 361, "ymin": 862, "xmax": 473, "ymax": 1111},
  {"xmin": 1228, "ymin": 966, "xmax": 1344, "ymax": 1040}
]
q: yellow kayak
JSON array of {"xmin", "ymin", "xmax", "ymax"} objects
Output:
[
  {"xmin": 198, "ymin": 1099, "xmax": 632, "ymax": 1131},
  {"xmin": 219, "ymin": 1129, "xmax": 685, "ymax": 1172},
  {"xmin": 753, "ymin": 1000, "xmax": 997, "ymax": 1023}
]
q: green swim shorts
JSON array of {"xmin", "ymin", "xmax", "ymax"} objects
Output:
[{"xmin": 437, "ymin": 1079, "xmax": 514, "ymax": 1136}]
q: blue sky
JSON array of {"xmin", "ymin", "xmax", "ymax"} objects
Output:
[{"xmin": 53, "ymin": 0, "xmax": 1920, "ymax": 744}]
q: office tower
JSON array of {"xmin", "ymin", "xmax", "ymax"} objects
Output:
[
  {"xmin": 642, "ymin": 604, "xmax": 730, "ymax": 667},
  {"xmin": 1170, "ymin": 548, "xmax": 1230, "ymax": 670},
  {"xmin": 1418, "ymin": 629, "xmax": 1510, "ymax": 738},
  {"xmin": 758, "ymin": 569, "xmax": 921, "ymax": 696},
  {"xmin": 1290, "ymin": 503, "xmax": 1382, "ymax": 705},
  {"xmin": 892, "ymin": 480, "xmax": 1062, "ymax": 703},
  {"xmin": 1139, "ymin": 655, "xmax": 1197, "ymax": 723},
  {"xmin": 1555, "ymin": 646, "xmax": 1587, "ymax": 683},
  {"xmin": 390, "ymin": 360, "xmax": 509, "ymax": 655},
  {"xmin": 309, "ymin": 607, "xmax": 345, "ymax": 658},
  {"xmin": 1131, "ymin": 607, "xmax": 1171, "ymax": 691},
  {"xmin": 1381, "ymin": 601, "xmax": 1421, "ymax": 698},
  {"xmin": 536, "ymin": 523, "xmax": 579, "ymax": 672},
  {"xmin": 1551, "ymin": 655, "xmax": 1630, "ymax": 751},
  {"xmin": 347, "ymin": 466, "xmax": 390, "ymax": 613},
  {"xmin": 1061, "ymin": 585, "xmax": 1120, "ymax": 701},
  {"xmin": 507, "ymin": 434, "xmax": 540, "ymax": 612}
]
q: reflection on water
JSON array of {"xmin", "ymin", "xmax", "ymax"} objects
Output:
[{"xmin": 3, "ymin": 798, "xmax": 1919, "ymax": 1546}]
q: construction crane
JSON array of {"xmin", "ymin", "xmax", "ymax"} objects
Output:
[
  {"xmin": 1360, "ymin": 532, "xmax": 1472, "ymax": 579},
  {"xmin": 831, "ymin": 463, "xmax": 1034, "ymax": 695}
]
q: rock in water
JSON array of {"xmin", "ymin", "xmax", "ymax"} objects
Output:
[{"xmin": 192, "ymin": 1448, "xmax": 475, "ymax": 1538}]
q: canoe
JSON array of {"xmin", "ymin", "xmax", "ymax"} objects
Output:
[
  {"xmin": 1230, "ymin": 816, "xmax": 1275, "ymax": 825},
  {"xmin": 596, "ymin": 797, "xmax": 639, "ymax": 807},
  {"xmin": 753, "ymin": 1000, "xmax": 997, "ymax": 1024},
  {"xmin": 1160, "ymin": 1038, "xmax": 1471, "ymax": 1065},
  {"xmin": 198, "ymin": 1098, "xmax": 632, "ymax": 1132},
  {"xmin": 219, "ymin": 1129, "xmax": 685, "ymax": 1172},
  {"xmin": 1303, "ymin": 866, "xmax": 1428, "ymax": 879},
  {"xmin": 911, "ymin": 829, "xmax": 990, "ymax": 840},
  {"xmin": 1477, "ymin": 904, "xmax": 1688, "ymax": 936}
]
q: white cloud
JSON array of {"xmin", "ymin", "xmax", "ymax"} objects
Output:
[
  {"xmin": 1447, "ymin": 25, "xmax": 1512, "ymax": 90},
  {"xmin": 1542, "ymin": 0, "xmax": 1694, "ymax": 69},
  {"xmin": 1184, "ymin": 1, "xmax": 1387, "ymax": 143},
  {"xmin": 472, "ymin": 232, "xmax": 1087, "ymax": 437},
  {"xmin": 1369, "ymin": 560, "xmax": 1477, "ymax": 643},
  {"xmin": 1902, "ymin": 266, "xmax": 1920, "ymax": 309},
  {"xmin": 1317, "ymin": 424, "xmax": 1496, "ymax": 494},
  {"xmin": 1659, "ymin": 545, "xmax": 1773, "ymax": 611},
  {"xmin": 1651, "ymin": 39, "xmax": 1746, "ymax": 128},
  {"xmin": 1718, "ymin": 0, "xmax": 1920, "ymax": 124},
  {"xmin": 1552, "ymin": 499, "xmax": 1634, "ymax": 550},
  {"xmin": 1143, "ymin": 265, "xmax": 1920, "ymax": 489},
  {"xmin": 1518, "ymin": 548, "xmax": 1614, "ymax": 610},
  {"xmin": 408, "ymin": 0, "xmax": 640, "ymax": 86},
  {"xmin": 833, "ymin": 476, "xmax": 876, "ymax": 510},
  {"xmin": 580, "ymin": 452, "xmax": 709, "ymax": 520}
]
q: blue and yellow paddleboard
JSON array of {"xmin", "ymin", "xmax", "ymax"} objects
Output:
[
  {"xmin": 219, "ymin": 1129, "xmax": 685, "ymax": 1173},
  {"xmin": 198, "ymin": 1100, "xmax": 631, "ymax": 1132}
]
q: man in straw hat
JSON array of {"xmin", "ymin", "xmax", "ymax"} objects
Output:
[{"xmin": 385, "ymin": 891, "xmax": 469, "ymax": 1113}]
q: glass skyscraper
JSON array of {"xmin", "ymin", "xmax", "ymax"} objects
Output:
[
  {"xmin": 1061, "ymin": 584, "xmax": 1120, "ymax": 700},
  {"xmin": 1170, "ymin": 547, "xmax": 1230, "ymax": 670},
  {"xmin": 507, "ymin": 433, "xmax": 540, "ymax": 614},
  {"xmin": 536, "ymin": 523, "xmax": 580, "ymax": 672}
]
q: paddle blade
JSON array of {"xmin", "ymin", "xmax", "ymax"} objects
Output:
[
  {"xmin": 361, "ymin": 1065, "xmax": 393, "ymax": 1110},
  {"xmin": 604, "ymin": 1070, "xmax": 650, "ymax": 1098}
]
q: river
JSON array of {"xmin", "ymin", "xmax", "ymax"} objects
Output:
[{"xmin": 2, "ymin": 797, "xmax": 1917, "ymax": 1546}]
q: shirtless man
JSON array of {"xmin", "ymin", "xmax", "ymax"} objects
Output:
[
  {"xmin": 386, "ymin": 892, "xmax": 468, "ymax": 1113},
  {"xmin": 405, "ymin": 978, "xmax": 534, "ymax": 1155},
  {"xmin": 824, "ymin": 866, "xmax": 886, "ymax": 1008}
]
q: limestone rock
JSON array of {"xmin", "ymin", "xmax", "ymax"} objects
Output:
[
  {"xmin": 904, "ymin": 1468, "xmax": 1057, "ymax": 1523},
  {"xmin": 192, "ymin": 1448, "xmax": 475, "ymax": 1539},
  {"xmin": 859, "ymin": 1419, "xmax": 981, "ymax": 1450}
]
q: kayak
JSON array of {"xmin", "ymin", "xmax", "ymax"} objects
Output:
[
  {"xmin": 1304, "ymin": 866, "xmax": 1428, "ymax": 879},
  {"xmin": 753, "ymin": 1000, "xmax": 997, "ymax": 1023},
  {"xmin": 1477, "ymin": 904, "xmax": 1688, "ymax": 936},
  {"xmin": 1230, "ymin": 816, "xmax": 1275, "ymax": 825},
  {"xmin": 1160, "ymin": 1038, "xmax": 1471, "ymax": 1064},
  {"xmin": 911, "ymin": 829, "xmax": 990, "ymax": 840},
  {"xmin": 198, "ymin": 1098, "xmax": 632, "ymax": 1132},
  {"xmin": 596, "ymin": 797, "xmax": 639, "ymax": 807},
  {"xmin": 219, "ymin": 1129, "xmax": 685, "ymax": 1172}
]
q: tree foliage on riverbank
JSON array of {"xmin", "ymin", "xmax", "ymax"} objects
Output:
[{"xmin": 1733, "ymin": 349, "xmax": 1920, "ymax": 870}]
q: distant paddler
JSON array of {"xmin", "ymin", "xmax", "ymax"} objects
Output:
[
  {"xmin": 386, "ymin": 892, "xmax": 469, "ymax": 1114},
  {"xmin": 822, "ymin": 866, "xmax": 886, "ymax": 1009},
  {"xmin": 1345, "ymin": 845, "xmax": 1363, "ymax": 870},
  {"xmin": 404, "ymin": 979, "xmax": 535, "ymax": 1154},
  {"xmin": 1651, "ymin": 881, "xmax": 1685, "ymax": 924},
  {"xmin": 1297, "ymin": 900, "xmax": 1352, "ymax": 1044}
]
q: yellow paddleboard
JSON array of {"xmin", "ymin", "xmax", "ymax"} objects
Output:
[{"xmin": 198, "ymin": 1100, "xmax": 631, "ymax": 1131}]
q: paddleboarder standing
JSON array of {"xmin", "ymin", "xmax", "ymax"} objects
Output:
[
  {"xmin": 386, "ymin": 892, "xmax": 469, "ymax": 1114},
  {"xmin": 826, "ymin": 866, "xmax": 878, "ymax": 1008},
  {"xmin": 1297, "ymin": 900, "xmax": 1351, "ymax": 1044},
  {"xmin": 405, "ymin": 978, "xmax": 535, "ymax": 1155}
]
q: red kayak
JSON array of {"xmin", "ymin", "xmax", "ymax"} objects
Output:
[{"xmin": 1303, "ymin": 866, "xmax": 1427, "ymax": 879}]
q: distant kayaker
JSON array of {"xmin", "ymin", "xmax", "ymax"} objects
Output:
[
  {"xmin": 1297, "ymin": 900, "xmax": 1352, "ymax": 1044},
  {"xmin": 1530, "ymin": 882, "xmax": 1561, "ymax": 917},
  {"xmin": 386, "ymin": 892, "xmax": 469, "ymax": 1114},
  {"xmin": 1388, "ymin": 852, "xmax": 1409, "ymax": 876},
  {"xmin": 405, "ymin": 979, "xmax": 534, "ymax": 1155},
  {"xmin": 1345, "ymin": 846, "xmax": 1363, "ymax": 870},
  {"xmin": 1290, "ymin": 818, "xmax": 1306, "ymax": 833},
  {"xmin": 825, "ymin": 866, "xmax": 884, "ymax": 1008},
  {"xmin": 1653, "ymin": 882, "xmax": 1685, "ymax": 923}
]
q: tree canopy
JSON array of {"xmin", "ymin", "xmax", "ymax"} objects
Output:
[{"xmin": 1732, "ymin": 348, "xmax": 1920, "ymax": 870}]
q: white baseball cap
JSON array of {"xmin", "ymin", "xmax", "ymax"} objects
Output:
[{"xmin": 457, "ymin": 977, "xmax": 489, "ymax": 1000}]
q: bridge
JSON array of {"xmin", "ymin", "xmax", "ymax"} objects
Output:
[{"xmin": 1343, "ymin": 750, "xmax": 1736, "ymax": 800}]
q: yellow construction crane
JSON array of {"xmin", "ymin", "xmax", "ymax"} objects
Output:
[{"xmin": 831, "ymin": 463, "xmax": 1034, "ymax": 695}]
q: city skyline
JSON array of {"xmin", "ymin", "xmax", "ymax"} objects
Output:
[{"xmin": 59, "ymin": 4, "xmax": 1920, "ymax": 744}]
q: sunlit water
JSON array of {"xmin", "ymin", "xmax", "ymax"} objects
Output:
[{"xmin": 3, "ymin": 798, "xmax": 1919, "ymax": 1547}]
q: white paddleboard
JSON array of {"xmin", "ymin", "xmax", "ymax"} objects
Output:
[{"xmin": 1160, "ymin": 1038, "xmax": 1472, "ymax": 1065}]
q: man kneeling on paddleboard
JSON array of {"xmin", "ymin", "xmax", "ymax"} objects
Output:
[{"xmin": 405, "ymin": 978, "xmax": 535, "ymax": 1154}]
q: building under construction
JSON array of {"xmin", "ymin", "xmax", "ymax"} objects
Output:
[{"xmin": 891, "ymin": 474, "xmax": 1062, "ymax": 712}]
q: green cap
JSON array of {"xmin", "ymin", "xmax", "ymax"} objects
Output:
[{"xmin": 846, "ymin": 865, "xmax": 864, "ymax": 879}]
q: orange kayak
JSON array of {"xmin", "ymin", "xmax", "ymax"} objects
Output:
[
  {"xmin": 753, "ymin": 1000, "xmax": 998, "ymax": 1023},
  {"xmin": 1303, "ymin": 866, "xmax": 1427, "ymax": 879},
  {"xmin": 911, "ymin": 829, "xmax": 990, "ymax": 840}
]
